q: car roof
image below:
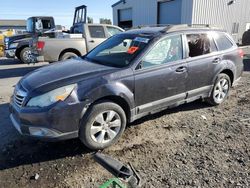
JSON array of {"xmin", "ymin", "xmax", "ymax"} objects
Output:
[{"xmin": 124, "ymin": 24, "xmax": 225, "ymax": 36}]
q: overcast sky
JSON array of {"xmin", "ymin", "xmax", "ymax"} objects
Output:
[{"xmin": 0, "ymin": 0, "xmax": 118, "ymax": 28}]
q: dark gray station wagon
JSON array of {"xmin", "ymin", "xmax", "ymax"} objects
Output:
[{"xmin": 9, "ymin": 25, "xmax": 244, "ymax": 150}]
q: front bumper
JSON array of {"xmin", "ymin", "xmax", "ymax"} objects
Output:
[
  {"xmin": 5, "ymin": 49, "xmax": 16, "ymax": 58},
  {"xmin": 9, "ymin": 97, "xmax": 88, "ymax": 141}
]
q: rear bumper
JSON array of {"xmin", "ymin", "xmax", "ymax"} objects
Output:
[{"xmin": 36, "ymin": 55, "xmax": 45, "ymax": 62}]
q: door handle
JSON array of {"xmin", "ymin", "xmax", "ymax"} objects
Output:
[
  {"xmin": 175, "ymin": 66, "xmax": 187, "ymax": 73},
  {"xmin": 89, "ymin": 40, "xmax": 95, "ymax": 43},
  {"xmin": 212, "ymin": 58, "xmax": 221, "ymax": 64}
]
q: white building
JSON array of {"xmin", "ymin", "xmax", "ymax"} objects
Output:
[{"xmin": 112, "ymin": 0, "xmax": 250, "ymax": 43}]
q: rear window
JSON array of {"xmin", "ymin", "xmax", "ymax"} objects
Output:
[
  {"xmin": 214, "ymin": 33, "xmax": 234, "ymax": 51},
  {"xmin": 89, "ymin": 26, "xmax": 105, "ymax": 38}
]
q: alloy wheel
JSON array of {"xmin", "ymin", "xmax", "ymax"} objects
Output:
[
  {"xmin": 90, "ymin": 110, "xmax": 121, "ymax": 144},
  {"xmin": 213, "ymin": 78, "xmax": 229, "ymax": 104}
]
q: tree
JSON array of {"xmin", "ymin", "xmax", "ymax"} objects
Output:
[
  {"xmin": 99, "ymin": 18, "xmax": 112, "ymax": 25},
  {"xmin": 87, "ymin": 17, "xmax": 93, "ymax": 24}
]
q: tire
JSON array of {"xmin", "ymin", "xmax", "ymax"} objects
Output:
[
  {"xmin": 20, "ymin": 47, "xmax": 32, "ymax": 64},
  {"xmin": 79, "ymin": 101, "xmax": 127, "ymax": 150},
  {"xmin": 205, "ymin": 73, "xmax": 231, "ymax": 105},
  {"xmin": 59, "ymin": 52, "xmax": 78, "ymax": 61}
]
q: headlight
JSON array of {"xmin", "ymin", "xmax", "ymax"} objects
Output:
[
  {"xmin": 4, "ymin": 37, "xmax": 9, "ymax": 43},
  {"xmin": 27, "ymin": 84, "xmax": 76, "ymax": 107},
  {"xmin": 9, "ymin": 43, "xmax": 18, "ymax": 49}
]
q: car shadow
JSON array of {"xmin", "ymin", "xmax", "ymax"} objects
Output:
[
  {"xmin": 0, "ymin": 58, "xmax": 22, "ymax": 65},
  {"xmin": 0, "ymin": 102, "xmax": 92, "ymax": 171},
  {"xmin": 0, "ymin": 138, "xmax": 92, "ymax": 171},
  {"xmin": 243, "ymin": 58, "xmax": 250, "ymax": 71}
]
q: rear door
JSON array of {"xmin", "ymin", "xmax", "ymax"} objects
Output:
[
  {"xmin": 184, "ymin": 32, "xmax": 220, "ymax": 98},
  {"xmin": 134, "ymin": 34, "xmax": 188, "ymax": 113},
  {"xmin": 86, "ymin": 25, "xmax": 106, "ymax": 51}
]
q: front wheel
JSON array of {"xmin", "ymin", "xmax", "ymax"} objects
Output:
[
  {"xmin": 79, "ymin": 101, "xmax": 127, "ymax": 150},
  {"xmin": 206, "ymin": 73, "xmax": 231, "ymax": 105}
]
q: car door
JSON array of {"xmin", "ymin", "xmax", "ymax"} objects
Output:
[
  {"xmin": 134, "ymin": 34, "xmax": 188, "ymax": 114},
  {"xmin": 86, "ymin": 25, "xmax": 107, "ymax": 51},
  {"xmin": 185, "ymin": 32, "xmax": 220, "ymax": 98}
]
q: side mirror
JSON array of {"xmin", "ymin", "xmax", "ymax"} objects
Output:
[{"xmin": 136, "ymin": 62, "xmax": 143, "ymax": 70}]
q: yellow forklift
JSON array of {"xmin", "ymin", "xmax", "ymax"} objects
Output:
[{"xmin": 0, "ymin": 29, "xmax": 15, "ymax": 57}]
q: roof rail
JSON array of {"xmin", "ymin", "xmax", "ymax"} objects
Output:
[
  {"xmin": 132, "ymin": 24, "xmax": 172, "ymax": 29},
  {"xmin": 161, "ymin": 24, "xmax": 223, "ymax": 33}
]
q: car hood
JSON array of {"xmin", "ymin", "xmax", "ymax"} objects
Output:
[
  {"xmin": 8, "ymin": 33, "xmax": 32, "ymax": 43},
  {"xmin": 20, "ymin": 58, "xmax": 117, "ymax": 93}
]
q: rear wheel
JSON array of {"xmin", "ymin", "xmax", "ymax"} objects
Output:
[
  {"xmin": 206, "ymin": 73, "xmax": 231, "ymax": 105},
  {"xmin": 79, "ymin": 101, "xmax": 126, "ymax": 150},
  {"xmin": 59, "ymin": 52, "xmax": 78, "ymax": 61},
  {"xmin": 20, "ymin": 47, "xmax": 32, "ymax": 64}
]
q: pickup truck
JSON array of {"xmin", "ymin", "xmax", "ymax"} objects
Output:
[
  {"xmin": 34, "ymin": 24, "xmax": 124, "ymax": 62},
  {"xmin": 4, "ymin": 16, "xmax": 55, "ymax": 63}
]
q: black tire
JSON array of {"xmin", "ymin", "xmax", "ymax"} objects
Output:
[
  {"xmin": 205, "ymin": 73, "xmax": 231, "ymax": 106},
  {"xmin": 59, "ymin": 52, "xmax": 78, "ymax": 61},
  {"xmin": 79, "ymin": 101, "xmax": 127, "ymax": 150},
  {"xmin": 20, "ymin": 47, "xmax": 32, "ymax": 64}
]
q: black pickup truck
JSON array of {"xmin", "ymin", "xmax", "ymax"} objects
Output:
[{"xmin": 4, "ymin": 16, "xmax": 55, "ymax": 63}]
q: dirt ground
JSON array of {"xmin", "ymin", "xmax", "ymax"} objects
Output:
[{"xmin": 0, "ymin": 58, "xmax": 249, "ymax": 188}]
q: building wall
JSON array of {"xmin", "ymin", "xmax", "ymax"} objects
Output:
[
  {"xmin": 112, "ymin": 0, "xmax": 250, "ymax": 42},
  {"xmin": 113, "ymin": 0, "xmax": 158, "ymax": 27},
  {"xmin": 192, "ymin": 0, "xmax": 250, "ymax": 43},
  {"xmin": 181, "ymin": 0, "xmax": 193, "ymax": 24}
]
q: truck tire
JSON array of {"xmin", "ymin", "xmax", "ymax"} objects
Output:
[
  {"xmin": 205, "ymin": 73, "xmax": 231, "ymax": 106},
  {"xmin": 79, "ymin": 101, "xmax": 127, "ymax": 150},
  {"xmin": 20, "ymin": 47, "xmax": 32, "ymax": 64},
  {"xmin": 60, "ymin": 52, "xmax": 78, "ymax": 61}
]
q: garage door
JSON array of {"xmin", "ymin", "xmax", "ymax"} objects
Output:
[
  {"xmin": 119, "ymin": 8, "xmax": 132, "ymax": 22},
  {"xmin": 158, "ymin": 0, "xmax": 182, "ymax": 24},
  {"xmin": 118, "ymin": 8, "xmax": 132, "ymax": 29}
]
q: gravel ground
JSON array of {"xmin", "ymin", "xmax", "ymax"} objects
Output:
[{"xmin": 0, "ymin": 58, "xmax": 249, "ymax": 188}]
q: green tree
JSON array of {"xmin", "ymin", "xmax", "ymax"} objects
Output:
[
  {"xmin": 100, "ymin": 18, "xmax": 112, "ymax": 25},
  {"xmin": 87, "ymin": 17, "xmax": 93, "ymax": 24}
]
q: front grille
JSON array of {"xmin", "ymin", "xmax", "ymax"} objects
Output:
[
  {"xmin": 14, "ymin": 94, "xmax": 25, "ymax": 107},
  {"xmin": 14, "ymin": 86, "xmax": 27, "ymax": 107}
]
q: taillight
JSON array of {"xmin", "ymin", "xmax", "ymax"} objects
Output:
[
  {"xmin": 238, "ymin": 48, "xmax": 244, "ymax": 59},
  {"xmin": 37, "ymin": 41, "xmax": 45, "ymax": 51}
]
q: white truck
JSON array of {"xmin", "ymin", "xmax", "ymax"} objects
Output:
[{"xmin": 32, "ymin": 5, "xmax": 124, "ymax": 63}]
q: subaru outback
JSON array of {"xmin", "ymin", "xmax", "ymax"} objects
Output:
[{"xmin": 9, "ymin": 25, "xmax": 244, "ymax": 150}]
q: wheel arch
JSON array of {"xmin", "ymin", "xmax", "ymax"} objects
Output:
[
  {"xmin": 59, "ymin": 48, "xmax": 81, "ymax": 60},
  {"xmin": 220, "ymin": 69, "xmax": 234, "ymax": 86},
  {"xmin": 91, "ymin": 95, "xmax": 132, "ymax": 124},
  {"xmin": 15, "ymin": 44, "xmax": 29, "ymax": 59}
]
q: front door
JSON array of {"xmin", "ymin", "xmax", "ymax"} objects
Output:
[{"xmin": 134, "ymin": 34, "xmax": 188, "ymax": 113}]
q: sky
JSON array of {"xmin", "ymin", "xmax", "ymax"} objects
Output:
[{"xmin": 0, "ymin": 0, "xmax": 118, "ymax": 29}]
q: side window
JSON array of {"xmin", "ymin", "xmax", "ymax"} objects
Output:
[
  {"xmin": 214, "ymin": 33, "xmax": 234, "ymax": 51},
  {"xmin": 141, "ymin": 35, "xmax": 183, "ymax": 69},
  {"xmin": 88, "ymin": 26, "xmax": 105, "ymax": 38},
  {"xmin": 107, "ymin": 26, "xmax": 123, "ymax": 37},
  {"xmin": 73, "ymin": 25, "xmax": 83, "ymax": 34},
  {"xmin": 187, "ymin": 33, "xmax": 216, "ymax": 58}
]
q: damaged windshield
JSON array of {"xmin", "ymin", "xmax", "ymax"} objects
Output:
[{"xmin": 85, "ymin": 34, "xmax": 151, "ymax": 68}]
